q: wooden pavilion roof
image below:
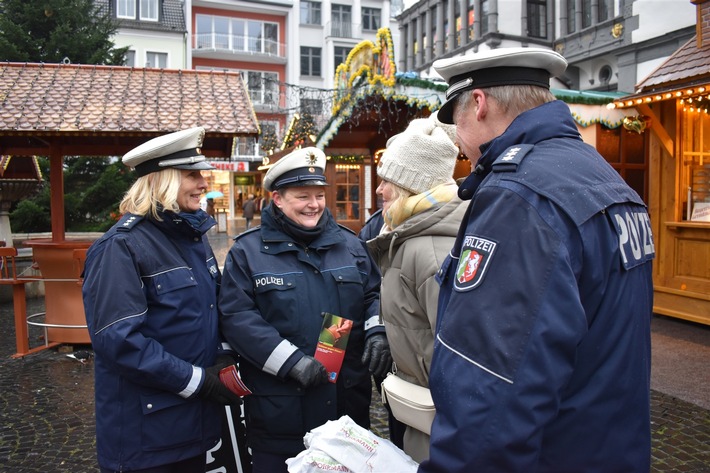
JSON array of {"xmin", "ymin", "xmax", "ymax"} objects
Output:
[{"xmin": 0, "ymin": 62, "xmax": 259, "ymax": 158}]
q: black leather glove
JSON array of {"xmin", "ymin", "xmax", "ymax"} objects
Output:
[
  {"xmin": 361, "ymin": 333, "xmax": 392, "ymax": 379},
  {"xmin": 196, "ymin": 361, "xmax": 242, "ymax": 405},
  {"xmin": 288, "ymin": 355, "xmax": 329, "ymax": 389}
]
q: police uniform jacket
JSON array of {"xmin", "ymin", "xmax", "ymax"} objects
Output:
[
  {"xmin": 420, "ymin": 100, "xmax": 654, "ymax": 473},
  {"xmin": 82, "ymin": 211, "xmax": 223, "ymax": 471},
  {"xmin": 219, "ymin": 205, "xmax": 382, "ymax": 455}
]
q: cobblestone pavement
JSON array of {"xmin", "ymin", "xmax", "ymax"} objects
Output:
[{"xmin": 0, "ymin": 228, "xmax": 708, "ymax": 472}]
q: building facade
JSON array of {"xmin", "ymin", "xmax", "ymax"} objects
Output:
[
  {"xmin": 97, "ymin": 0, "xmax": 188, "ymax": 69},
  {"xmin": 397, "ymin": 0, "xmax": 696, "ymax": 94}
]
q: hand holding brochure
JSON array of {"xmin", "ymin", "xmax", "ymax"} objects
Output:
[{"xmin": 314, "ymin": 313, "xmax": 352, "ymax": 383}]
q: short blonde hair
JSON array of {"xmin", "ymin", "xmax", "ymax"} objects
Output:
[
  {"xmin": 119, "ymin": 168, "xmax": 182, "ymax": 220},
  {"xmin": 456, "ymin": 85, "xmax": 556, "ymax": 119},
  {"xmin": 382, "ymin": 181, "xmax": 413, "ymax": 230}
]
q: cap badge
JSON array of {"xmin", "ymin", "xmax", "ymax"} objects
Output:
[
  {"xmin": 308, "ymin": 167, "xmax": 315, "ymax": 173},
  {"xmin": 305, "ymin": 151, "xmax": 318, "ymax": 165}
]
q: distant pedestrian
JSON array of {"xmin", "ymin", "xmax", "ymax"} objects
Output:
[
  {"xmin": 206, "ymin": 197, "xmax": 216, "ymax": 218},
  {"xmin": 242, "ymin": 193, "xmax": 256, "ymax": 230}
]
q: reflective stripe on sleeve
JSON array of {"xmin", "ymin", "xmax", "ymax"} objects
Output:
[
  {"xmin": 178, "ymin": 366, "xmax": 203, "ymax": 398},
  {"xmin": 263, "ymin": 339, "xmax": 299, "ymax": 376},
  {"xmin": 364, "ymin": 315, "xmax": 384, "ymax": 331}
]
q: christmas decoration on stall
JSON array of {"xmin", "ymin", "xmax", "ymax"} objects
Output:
[
  {"xmin": 333, "ymin": 27, "xmax": 397, "ymax": 116},
  {"xmin": 316, "ymin": 28, "xmax": 446, "ymax": 148},
  {"xmin": 259, "ymin": 126, "xmax": 280, "ymax": 155},
  {"xmin": 622, "ymin": 115, "xmax": 651, "ymax": 134},
  {"xmin": 281, "ymin": 112, "xmax": 318, "ymax": 150}
]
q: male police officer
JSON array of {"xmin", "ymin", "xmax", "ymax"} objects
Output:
[{"xmin": 420, "ymin": 48, "xmax": 654, "ymax": 472}]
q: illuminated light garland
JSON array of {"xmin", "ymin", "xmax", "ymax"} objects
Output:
[{"xmin": 329, "ymin": 155, "xmax": 367, "ymax": 164}]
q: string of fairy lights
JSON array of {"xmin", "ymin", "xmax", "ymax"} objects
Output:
[{"xmin": 255, "ymin": 75, "xmax": 443, "ymax": 154}]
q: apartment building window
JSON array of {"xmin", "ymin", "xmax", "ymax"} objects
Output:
[
  {"xmin": 117, "ymin": 0, "xmax": 135, "ymax": 19},
  {"xmin": 245, "ymin": 71, "xmax": 279, "ymax": 106},
  {"xmin": 140, "ymin": 0, "xmax": 158, "ymax": 21},
  {"xmin": 566, "ymin": 0, "xmax": 575, "ymax": 32},
  {"xmin": 468, "ymin": 0, "xmax": 475, "ymax": 40},
  {"xmin": 301, "ymin": 1, "xmax": 321, "ymax": 25},
  {"xmin": 301, "ymin": 98, "xmax": 323, "ymax": 116},
  {"xmin": 145, "ymin": 51, "xmax": 167, "ymax": 68},
  {"xmin": 235, "ymin": 136, "xmax": 257, "ymax": 156},
  {"xmin": 582, "ymin": 0, "xmax": 593, "ymax": 28},
  {"xmin": 481, "ymin": 0, "xmax": 489, "ymax": 35},
  {"xmin": 195, "ymin": 15, "xmax": 279, "ymax": 56},
  {"xmin": 331, "ymin": 4, "xmax": 352, "ymax": 37},
  {"xmin": 598, "ymin": 0, "xmax": 609, "ymax": 22},
  {"xmin": 455, "ymin": 0, "xmax": 462, "ymax": 47},
  {"xmin": 124, "ymin": 50, "xmax": 136, "ymax": 67},
  {"xmin": 301, "ymin": 47, "xmax": 321, "ymax": 77},
  {"xmin": 527, "ymin": 0, "xmax": 547, "ymax": 38},
  {"xmin": 362, "ymin": 7, "xmax": 381, "ymax": 31},
  {"xmin": 334, "ymin": 46, "xmax": 350, "ymax": 72}
]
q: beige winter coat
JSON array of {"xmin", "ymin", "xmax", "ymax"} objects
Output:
[{"xmin": 367, "ymin": 196, "xmax": 468, "ymax": 462}]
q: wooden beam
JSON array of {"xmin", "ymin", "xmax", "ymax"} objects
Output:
[
  {"xmin": 637, "ymin": 104, "xmax": 674, "ymax": 157},
  {"xmin": 49, "ymin": 148, "xmax": 65, "ymax": 242}
]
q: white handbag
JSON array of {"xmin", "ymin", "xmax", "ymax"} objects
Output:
[{"xmin": 380, "ymin": 373, "xmax": 435, "ymax": 435}]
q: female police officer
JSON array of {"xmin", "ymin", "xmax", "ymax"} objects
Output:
[
  {"xmin": 82, "ymin": 127, "xmax": 242, "ymax": 473},
  {"xmin": 218, "ymin": 147, "xmax": 390, "ymax": 473}
]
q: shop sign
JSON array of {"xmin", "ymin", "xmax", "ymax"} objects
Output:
[{"xmin": 209, "ymin": 161, "xmax": 249, "ymax": 172}]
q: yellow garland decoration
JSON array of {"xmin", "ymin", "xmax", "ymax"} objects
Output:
[{"xmin": 333, "ymin": 27, "xmax": 397, "ymax": 115}]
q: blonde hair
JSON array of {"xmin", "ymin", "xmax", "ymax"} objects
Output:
[
  {"xmin": 382, "ymin": 182, "xmax": 413, "ymax": 230},
  {"xmin": 119, "ymin": 168, "xmax": 182, "ymax": 220},
  {"xmin": 457, "ymin": 85, "xmax": 556, "ymax": 119}
]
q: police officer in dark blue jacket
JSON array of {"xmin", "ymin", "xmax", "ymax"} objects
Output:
[
  {"xmin": 219, "ymin": 147, "xmax": 390, "ymax": 473},
  {"xmin": 83, "ymin": 127, "xmax": 242, "ymax": 473},
  {"xmin": 417, "ymin": 48, "xmax": 655, "ymax": 472}
]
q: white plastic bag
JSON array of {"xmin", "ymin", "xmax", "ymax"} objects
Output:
[{"xmin": 287, "ymin": 415, "xmax": 418, "ymax": 473}]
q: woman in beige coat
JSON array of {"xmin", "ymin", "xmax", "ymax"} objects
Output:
[{"xmin": 366, "ymin": 114, "xmax": 468, "ymax": 463}]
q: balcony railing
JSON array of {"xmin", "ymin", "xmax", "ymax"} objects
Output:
[
  {"xmin": 193, "ymin": 33, "xmax": 286, "ymax": 59},
  {"xmin": 326, "ymin": 21, "xmax": 360, "ymax": 38}
]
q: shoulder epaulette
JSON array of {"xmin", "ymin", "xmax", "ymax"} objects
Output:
[
  {"xmin": 364, "ymin": 208, "xmax": 383, "ymax": 224},
  {"xmin": 116, "ymin": 214, "xmax": 144, "ymax": 232},
  {"xmin": 492, "ymin": 144, "xmax": 534, "ymax": 173},
  {"xmin": 337, "ymin": 223, "xmax": 356, "ymax": 235},
  {"xmin": 233, "ymin": 225, "xmax": 261, "ymax": 240}
]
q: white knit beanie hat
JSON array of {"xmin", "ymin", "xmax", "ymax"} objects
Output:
[{"xmin": 378, "ymin": 113, "xmax": 458, "ymax": 195}]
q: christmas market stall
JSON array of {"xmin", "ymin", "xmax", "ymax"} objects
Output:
[
  {"xmin": 313, "ymin": 28, "xmax": 449, "ymax": 233},
  {"xmin": 609, "ymin": 24, "xmax": 710, "ymax": 326}
]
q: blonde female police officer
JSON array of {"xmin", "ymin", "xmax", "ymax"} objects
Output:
[
  {"xmin": 420, "ymin": 48, "xmax": 655, "ymax": 472},
  {"xmin": 218, "ymin": 147, "xmax": 390, "ymax": 473},
  {"xmin": 83, "ymin": 127, "xmax": 242, "ymax": 473}
]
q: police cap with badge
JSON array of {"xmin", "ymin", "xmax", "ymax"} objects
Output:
[
  {"xmin": 263, "ymin": 147, "xmax": 328, "ymax": 192},
  {"xmin": 433, "ymin": 47, "xmax": 568, "ymax": 124},
  {"xmin": 122, "ymin": 127, "xmax": 215, "ymax": 176}
]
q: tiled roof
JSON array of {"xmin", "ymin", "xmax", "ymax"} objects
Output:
[
  {"xmin": 0, "ymin": 62, "xmax": 259, "ymax": 155},
  {"xmin": 636, "ymin": 36, "xmax": 710, "ymax": 92}
]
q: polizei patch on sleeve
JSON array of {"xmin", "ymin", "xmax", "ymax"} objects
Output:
[{"xmin": 454, "ymin": 235, "xmax": 497, "ymax": 291}]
